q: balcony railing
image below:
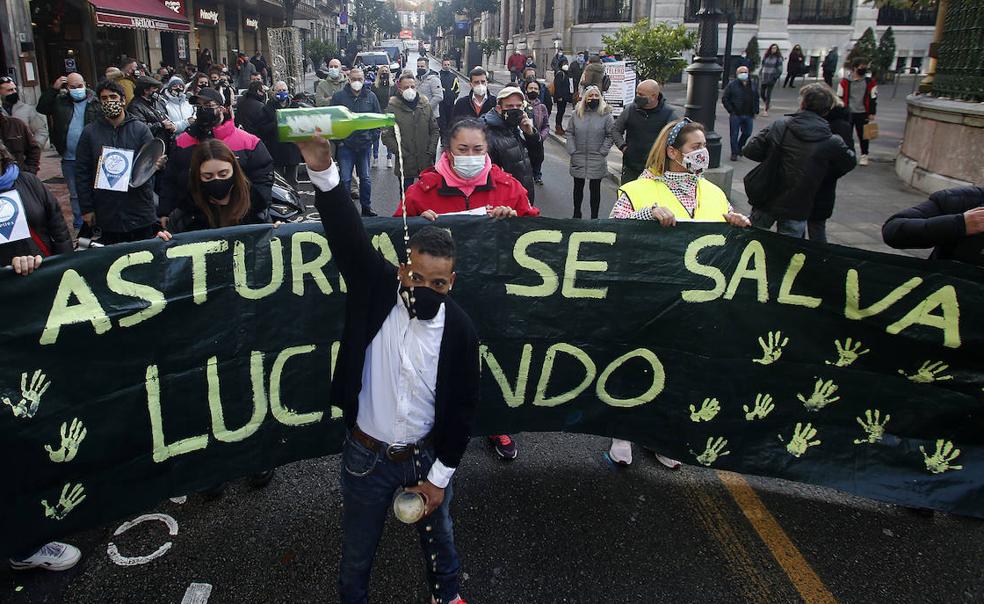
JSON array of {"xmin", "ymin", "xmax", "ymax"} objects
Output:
[
  {"xmin": 788, "ymin": 0, "xmax": 853, "ymax": 25},
  {"xmin": 685, "ymin": 0, "xmax": 759, "ymax": 24},
  {"xmin": 529, "ymin": 0, "xmax": 538, "ymax": 31},
  {"xmin": 578, "ymin": 0, "xmax": 631, "ymax": 24},
  {"xmin": 877, "ymin": 7, "xmax": 938, "ymax": 27},
  {"xmin": 543, "ymin": 0, "xmax": 554, "ymax": 29}
]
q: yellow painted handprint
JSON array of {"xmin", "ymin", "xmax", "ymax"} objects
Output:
[
  {"xmin": 853, "ymin": 410, "xmax": 890, "ymax": 445},
  {"xmin": 753, "ymin": 331, "xmax": 788, "ymax": 365},
  {"xmin": 825, "ymin": 338, "xmax": 869, "ymax": 367},
  {"xmin": 797, "ymin": 378, "xmax": 841, "ymax": 411},
  {"xmin": 689, "ymin": 398, "xmax": 720, "ymax": 422},
  {"xmin": 898, "ymin": 361, "xmax": 953, "ymax": 384}
]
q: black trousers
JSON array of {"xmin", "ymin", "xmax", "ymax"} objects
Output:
[
  {"xmin": 851, "ymin": 113, "xmax": 870, "ymax": 155},
  {"xmin": 573, "ymin": 177, "xmax": 602, "ymax": 219},
  {"xmin": 555, "ymin": 100, "xmax": 568, "ymax": 128}
]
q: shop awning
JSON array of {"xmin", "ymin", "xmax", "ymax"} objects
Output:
[{"xmin": 90, "ymin": 0, "xmax": 191, "ymax": 32}]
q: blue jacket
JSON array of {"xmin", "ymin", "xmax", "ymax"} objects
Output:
[
  {"xmin": 722, "ymin": 78, "xmax": 759, "ymax": 116},
  {"xmin": 330, "ymin": 84, "xmax": 382, "ymax": 150}
]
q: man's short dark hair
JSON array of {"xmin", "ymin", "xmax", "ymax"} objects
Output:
[
  {"xmin": 95, "ymin": 79, "xmax": 125, "ymax": 99},
  {"xmin": 409, "ymin": 226, "xmax": 455, "ymax": 262},
  {"xmin": 247, "ymin": 81, "xmax": 265, "ymax": 95},
  {"xmin": 468, "ymin": 67, "xmax": 487, "ymax": 82},
  {"xmin": 851, "ymin": 57, "xmax": 868, "ymax": 69},
  {"xmin": 800, "ymin": 83, "xmax": 836, "ymax": 115}
]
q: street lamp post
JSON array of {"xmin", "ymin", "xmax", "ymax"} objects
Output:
[{"xmin": 685, "ymin": 0, "xmax": 724, "ymax": 169}]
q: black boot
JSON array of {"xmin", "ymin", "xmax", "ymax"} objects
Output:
[{"xmin": 248, "ymin": 469, "xmax": 275, "ymax": 489}]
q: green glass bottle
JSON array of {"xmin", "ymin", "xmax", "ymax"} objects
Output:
[{"xmin": 276, "ymin": 106, "xmax": 396, "ymax": 142}]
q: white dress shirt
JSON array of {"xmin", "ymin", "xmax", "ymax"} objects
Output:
[{"xmin": 309, "ymin": 164, "xmax": 456, "ymax": 489}]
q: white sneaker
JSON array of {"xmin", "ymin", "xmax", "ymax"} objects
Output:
[
  {"xmin": 859, "ymin": 154, "xmax": 869, "ymax": 166},
  {"xmin": 762, "ymin": 109, "xmax": 769, "ymax": 117},
  {"xmin": 653, "ymin": 453, "xmax": 682, "ymax": 470},
  {"xmin": 609, "ymin": 438, "xmax": 633, "ymax": 466},
  {"xmin": 9, "ymin": 542, "xmax": 81, "ymax": 571},
  {"xmin": 387, "ymin": 157, "xmax": 393, "ymax": 169}
]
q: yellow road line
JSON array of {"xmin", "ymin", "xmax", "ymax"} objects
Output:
[{"xmin": 716, "ymin": 470, "xmax": 837, "ymax": 604}]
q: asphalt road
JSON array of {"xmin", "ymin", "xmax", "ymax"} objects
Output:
[{"xmin": 3, "ymin": 54, "xmax": 982, "ymax": 604}]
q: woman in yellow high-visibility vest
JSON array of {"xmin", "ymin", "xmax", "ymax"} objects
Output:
[{"xmin": 607, "ymin": 117, "xmax": 750, "ymax": 468}]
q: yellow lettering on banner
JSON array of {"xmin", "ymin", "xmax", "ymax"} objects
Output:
[
  {"xmin": 206, "ymin": 352, "xmax": 268, "ymax": 442},
  {"xmin": 106, "ymin": 251, "xmax": 167, "ymax": 328},
  {"xmin": 146, "ymin": 364, "xmax": 208, "ymax": 463},
  {"xmin": 596, "ymin": 348, "xmax": 665, "ymax": 408},
  {"xmin": 165, "ymin": 240, "xmax": 230, "ymax": 305},
  {"xmin": 233, "ymin": 239, "xmax": 284, "ymax": 299},
  {"xmin": 40, "ymin": 269, "xmax": 113, "ymax": 345},
  {"xmin": 532, "ymin": 343, "xmax": 597, "ymax": 407},
  {"xmin": 845, "ymin": 270, "xmax": 923, "ymax": 320},
  {"xmin": 372, "ymin": 233, "xmax": 400, "ymax": 267},
  {"xmin": 724, "ymin": 241, "xmax": 769, "ymax": 303},
  {"xmin": 270, "ymin": 345, "xmax": 323, "ymax": 425},
  {"xmin": 480, "ymin": 343, "xmax": 533, "ymax": 408},
  {"xmin": 505, "ymin": 230, "xmax": 562, "ymax": 297},
  {"xmin": 681, "ymin": 234, "xmax": 727, "ymax": 302},
  {"xmin": 291, "ymin": 232, "xmax": 334, "ymax": 296},
  {"xmin": 777, "ymin": 253, "xmax": 822, "ymax": 309},
  {"xmin": 887, "ymin": 285, "xmax": 961, "ymax": 349},
  {"xmin": 562, "ymin": 232, "xmax": 616, "ymax": 299}
]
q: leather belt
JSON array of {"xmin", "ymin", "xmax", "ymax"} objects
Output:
[{"xmin": 352, "ymin": 424, "xmax": 431, "ymax": 462}]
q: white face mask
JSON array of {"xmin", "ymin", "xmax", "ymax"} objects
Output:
[
  {"xmin": 737, "ymin": 72, "xmax": 749, "ymax": 81},
  {"xmin": 350, "ymin": 80, "xmax": 364, "ymax": 92},
  {"xmin": 327, "ymin": 67, "xmax": 340, "ymax": 78},
  {"xmin": 452, "ymin": 154, "xmax": 486, "ymax": 179},
  {"xmin": 402, "ymin": 88, "xmax": 417, "ymax": 102},
  {"xmin": 682, "ymin": 148, "xmax": 710, "ymax": 175},
  {"xmin": 472, "ymin": 84, "xmax": 487, "ymax": 98}
]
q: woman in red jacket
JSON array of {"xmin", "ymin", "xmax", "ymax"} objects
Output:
[{"xmin": 395, "ymin": 118, "xmax": 539, "ymax": 222}]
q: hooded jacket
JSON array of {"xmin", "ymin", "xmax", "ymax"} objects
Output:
[
  {"xmin": 882, "ymin": 187, "xmax": 984, "ymax": 266},
  {"xmin": 315, "ymin": 72, "xmax": 347, "ymax": 106},
  {"xmin": 614, "ymin": 96, "xmax": 677, "ymax": 173},
  {"xmin": 395, "ymin": 163, "xmax": 537, "ymax": 217},
  {"xmin": 811, "ymin": 106, "xmax": 855, "ymax": 221},
  {"xmin": 75, "ymin": 113, "xmax": 157, "ymax": 232},
  {"xmin": 742, "ymin": 110, "xmax": 856, "ymax": 220},
  {"xmin": 380, "ymin": 94, "xmax": 439, "ymax": 179},
  {"xmin": 161, "ymin": 79, "xmax": 195, "ymax": 134},
  {"xmin": 0, "ymin": 170, "xmax": 72, "ymax": 265},
  {"xmin": 37, "ymin": 87, "xmax": 103, "ymax": 156},
  {"xmin": 330, "ymin": 84, "xmax": 382, "ymax": 150},
  {"xmin": 481, "ymin": 108, "xmax": 542, "ymax": 202},
  {"xmin": 158, "ymin": 117, "xmax": 273, "ymax": 222}
]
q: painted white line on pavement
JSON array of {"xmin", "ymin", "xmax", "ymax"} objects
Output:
[
  {"xmin": 106, "ymin": 513, "xmax": 178, "ymax": 566},
  {"xmin": 181, "ymin": 582, "xmax": 213, "ymax": 604}
]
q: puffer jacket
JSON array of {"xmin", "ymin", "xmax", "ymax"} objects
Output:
[
  {"xmin": 158, "ymin": 117, "xmax": 273, "ymax": 222},
  {"xmin": 330, "ymin": 84, "xmax": 382, "ymax": 150},
  {"xmin": 2, "ymin": 100, "xmax": 49, "ymax": 149},
  {"xmin": 162, "ymin": 91, "xmax": 195, "ymax": 135},
  {"xmin": 259, "ymin": 97, "xmax": 303, "ymax": 167},
  {"xmin": 565, "ymin": 107, "xmax": 616, "ymax": 180},
  {"xmin": 481, "ymin": 109, "xmax": 542, "ymax": 202},
  {"xmin": 37, "ymin": 87, "xmax": 103, "ymax": 156},
  {"xmin": 416, "ymin": 70, "xmax": 444, "ymax": 120},
  {"xmin": 882, "ymin": 186, "xmax": 984, "ymax": 266},
  {"xmin": 234, "ymin": 91, "xmax": 267, "ymax": 137},
  {"xmin": 395, "ymin": 163, "xmax": 538, "ymax": 217},
  {"xmin": 742, "ymin": 110, "xmax": 856, "ymax": 220},
  {"xmin": 722, "ymin": 78, "xmax": 759, "ymax": 116},
  {"xmin": 380, "ymin": 95, "xmax": 439, "ymax": 180},
  {"xmin": 75, "ymin": 113, "xmax": 157, "ymax": 232},
  {"xmin": 0, "ymin": 170, "xmax": 72, "ymax": 265}
]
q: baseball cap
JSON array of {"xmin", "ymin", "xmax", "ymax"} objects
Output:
[
  {"xmin": 189, "ymin": 87, "xmax": 225, "ymax": 106},
  {"xmin": 496, "ymin": 86, "xmax": 524, "ymax": 102}
]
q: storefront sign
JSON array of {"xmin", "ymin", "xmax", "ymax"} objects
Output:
[
  {"xmin": 95, "ymin": 11, "xmax": 191, "ymax": 32},
  {"xmin": 197, "ymin": 8, "xmax": 219, "ymax": 26},
  {"xmin": 161, "ymin": 0, "xmax": 184, "ymax": 15},
  {"xmin": 177, "ymin": 35, "xmax": 188, "ymax": 60},
  {"xmin": 244, "ymin": 17, "xmax": 258, "ymax": 31}
]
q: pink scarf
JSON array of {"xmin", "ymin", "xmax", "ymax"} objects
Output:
[{"xmin": 435, "ymin": 152, "xmax": 492, "ymax": 198}]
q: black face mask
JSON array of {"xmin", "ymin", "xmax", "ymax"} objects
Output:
[
  {"xmin": 196, "ymin": 106, "xmax": 221, "ymax": 128},
  {"xmin": 401, "ymin": 285, "xmax": 446, "ymax": 321},
  {"xmin": 635, "ymin": 95, "xmax": 650, "ymax": 107},
  {"xmin": 202, "ymin": 176, "xmax": 234, "ymax": 200},
  {"xmin": 2, "ymin": 92, "xmax": 18, "ymax": 106},
  {"xmin": 526, "ymin": 90, "xmax": 539, "ymax": 100},
  {"xmin": 417, "ymin": 68, "xmax": 427, "ymax": 77},
  {"xmin": 856, "ymin": 68, "xmax": 867, "ymax": 76},
  {"xmin": 504, "ymin": 108, "xmax": 525, "ymax": 126},
  {"xmin": 586, "ymin": 99, "xmax": 600, "ymax": 110}
]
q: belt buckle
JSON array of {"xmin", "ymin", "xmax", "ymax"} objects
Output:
[{"xmin": 386, "ymin": 443, "xmax": 409, "ymax": 460}]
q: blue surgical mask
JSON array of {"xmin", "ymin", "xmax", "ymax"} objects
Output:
[
  {"xmin": 275, "ymin": 91, "xmax": 290, "ymax": 102},
  {"xmin": 737, "ymin": 72, "xmax": 749, "ymax": 81},
  {"xmin": 69, "ymin": 88, "xmax": 87, "ymax": 101}
]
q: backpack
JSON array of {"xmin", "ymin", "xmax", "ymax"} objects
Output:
[{"xmin": 601, "ymin": 74, "xmax": 612, "ymax": 92}]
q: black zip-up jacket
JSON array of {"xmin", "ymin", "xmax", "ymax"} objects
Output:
[
  {"xmin": 481, "ymin": 109, "xmax": 541, "ymax": 203},
  {"xmin": 613, "ymin": 97, "xmax": 677, "ymax": 173},
  {"xmin": 882, "ymin": 186, "xmax": 984, "ymax": 266},
  {"xmin": 36, "ymin": 88, "xmax": 102, "ymax": 156},
  {"xmin": 811, "ymin": 106, "xmax": 855, "ymax": 221},
  {"xmin": 722, "ymin": 79, "xmax": 760, "ymax": 116},
  {"xmin": 314, "ymin": 178, "xmax": 479, "ymax": 470},
  {"xmin": 450, "ymin": 94, "xmax": 495, "ymax": 125},
  {"xmin": 234, "ymin": 92, "xmax": 267, "ymax": 137},
  {"xmin": 743, "ymin": 110, "xmax": 856, "ymax": 220},
  {"xmin": 0, "ymin": 171, "xmax": 72, "ymax": 265},
  {"xmin": 127, "ymin": 95, "xmax": 172, "ymax": 142},
  {"xmin": 75, "ymin": 113, "xmax": 157, "ymax": 233}
]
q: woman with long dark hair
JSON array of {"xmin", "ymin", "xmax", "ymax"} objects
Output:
[
  {"xmin": 759, "ymin": 44, "xmax": 783, "ymax": 116},
  {"xmin": 784, "ymin": 44, "xmax": 805, "ymax": 88}
]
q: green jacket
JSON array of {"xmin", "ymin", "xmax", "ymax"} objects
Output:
[
  {"xmin": 381, "ymin": 95, "xmax": 439, "ymax": 180},
  {"xmin": 36, "ymin": 87, "xmax": 102, "ymax": 156}
]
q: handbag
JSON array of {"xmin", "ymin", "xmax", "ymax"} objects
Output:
[
  {"xmin": 743, "ymin": 124, "xmax": 788, "ymax": 208},
  {"xmin": 863, "ymin": 121, "xmax": 879, "ymax": 140}
]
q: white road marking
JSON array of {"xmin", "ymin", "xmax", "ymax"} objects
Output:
[
  {"xmin": 181, "ymin": 582, "xmax": 213, "ymax": 604},
  {"xmin": 106, "ymin": 513, "xmax": 178, "ymax": 566}
]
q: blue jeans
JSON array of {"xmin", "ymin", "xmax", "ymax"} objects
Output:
[
  {"xmin": 338, "ymin": 144, "xmax": 373, "ymax": 210},
  {"xmin": 729, "ymin": 114, "xmax": 754, "ymax": 156},
  {"xmin": 750, "ymin": 207, "xmax": 808, "ymax": 239},
  {"xmin": 61, "ymin": 159, "xmax": 83, "ymax": 230},
  {"xmin": 371, "ymin": 132, "xmax": 393, "ymax": 160},
  {"xmin": 339, "ymin": 435, "xmax": 460, "ymax": 604}
]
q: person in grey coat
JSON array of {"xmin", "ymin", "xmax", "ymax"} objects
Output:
[
  {"xmin": 415, "ymin": 58, "xmax": 444, "ymax": 121},
  {"xmin": 565, "ymin": 86, "xmax": 620, "ymax": 218}
]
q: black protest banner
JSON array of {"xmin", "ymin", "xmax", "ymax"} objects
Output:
[{"xmin": 1, "ymin": 219, "xmax": 982, "ymax": 556}]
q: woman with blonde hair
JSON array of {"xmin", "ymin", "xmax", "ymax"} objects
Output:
[
  {"xmin": 607, "ymin": 117, "xmax": 750, "ymax": 468},
  {"xmin": 564, "ymin": 85, "xmax": 620, "ymax": 218}
]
